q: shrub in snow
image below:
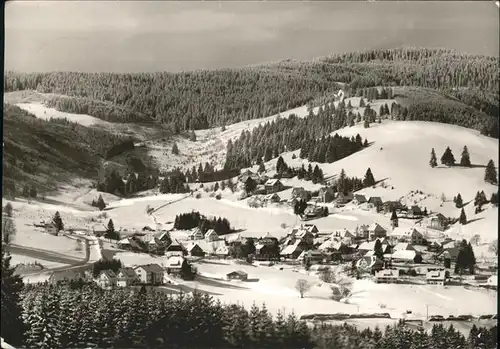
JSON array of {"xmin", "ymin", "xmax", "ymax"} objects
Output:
[
  {"xmin": 209, "ymin": 192, "xmax": 215, "ymax": 198},
  {"xmin": 195, "ymin": 193, "xmax": 202, "ymax": 199},
  {"xmin": 379, "ymin": 303, "xmax": 387, "ymax": 309},
  {"xmin": 215, "ymin": 194, "xmax": 221, "ymax": 200}
]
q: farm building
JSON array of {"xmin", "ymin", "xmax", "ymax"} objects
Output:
[
  {"xmin": 280, "ymin": 240, "xmax": 303, "ymax": 259},
  {"xmin": 356, "ymin": 255, "xmax": 384, "ymax": 273},
  {"xmin": 165, "ymin": 256, "xmax": 184, "ymax": 277},
  {"xmin": 188, "ymin": 228, "xmax": 204, "ymax": 241},
  {"xmin": 45, "ymin": 222, "xmax": 59, "ymax": 236},
  {"xmin": 226, "ymin": 270, "xmax": 248, "ymax": 281},
  {"xmin": 264, "ymin": 179, "xmax": 284, "ymax": 194},
  {"xmin": 184, "ymin": 242, "xmax": 206, "ymax": 257},
  {"xmin": 263, "ymin": 193, "xmax": 281, "ymax": 203},
  {"xmin": 291, "ymin": 187, "xmax": 311, "ymax": 201},
  {"xmin": 426, "ymin": 268, "xmax": 446, "ymax": 285},
  {"xmin": 390, "ymin": 250, "xmax": 423, "ymax": 263},
  {"xmin": 352, "ymin": 194, "xmax": 367, "ymax": 205},
  {"xmin": 49, "ymin": 270, "xmax": 86, "ymax": 283},
  {"xmin": 409, "ymin": 205, "xmax": 423, "ymax": 217},
  {"xmin": 368, "ymin": 196, "xmax": 383, "ymax": 207},
  {"xmin": 330, "ymin": 229, "xmax": 355, "ymax": 245},
  {"xmin": 204, "ymin": 229, "xmax": 219, "ymax": 242},
  {"xmin": 428, "ymin": 213, "xmax": 448, "ymax": 231},
  {"xmin": 165, "ymin": 240, "xmax": 186, "ymax": 258},
  {"xmin": 335, "ymin": 192, "xmax": 353, "ymax": 204},
  {"xmin": 318, "ymin": 187, "xmax": 335, "ymax": 203},
  {"xmin": 392, "ymin": 243, "xmax": 416, "ymax": 252}
]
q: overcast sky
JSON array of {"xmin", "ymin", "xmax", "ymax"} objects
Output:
[{"xmin": 4, "ymin": 1, "xmax": 499, "ymax": 73}]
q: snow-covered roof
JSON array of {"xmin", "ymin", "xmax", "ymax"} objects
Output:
[
  {"xmin": 391, "ymin": 250, "xmax": 418, "ymax": 261},
  {"xmin": 393, "ymin": 243, "xmax": 415, "ymax": 252},
  {"xmin": 204, "ymin": 229, "xmax": 218, "ymax": 238},
  {"xmin": 358, "ymin": 239, "xmax": 387, "ymax": 251},
  {"xmin": 368, "ymin": 223, "xmax": 386, "ymax": 232},
  {"xmin": 331, "ymin": 229, "xmax": 354, "ymax": 239},
  {"xmin": 280, "ymin": 241, "xmax": 301, "ymax": 255},
  {"xmin": 375, "ymin": 269, "xmax": 399, "ymax": 278},
  {"xmin": 265, "ymin": 179, "xmax": 281, "ymax": 186},
  {"xmin": 318, "ymin": 239, "xmax": 344, "ymax": 251},
  {"xmin": 166, "ymin": 256, "xmax": 184, "ymax": 268}
]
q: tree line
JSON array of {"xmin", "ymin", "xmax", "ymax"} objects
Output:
[{"xmin": 173, "ymin": 211, "xmax": 232, "ymax": 235}]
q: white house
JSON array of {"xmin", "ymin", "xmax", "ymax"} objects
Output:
[
  {"xmin": 426, "ymin": 268, "xmax": 446, "ymax": 285},
  {"xmin": 330, "ymin": 229, "xmax": 355, "ymax": 245},
  {"xmin": 392, "ymin": 242, "xmax": 416, "ymax": 252},
  {"xmin": 204, "ymin": 229, "xmax": 219, "ymax": 242},
  {"xmin": 96, "ymin": 270, "xmax": 116, "ymax": 289},
  {"xmin": 134, "ymin": 264, "xmax": 164, "ymax": 285},
  {"xmin": 188, "ymin": 228, "xmax": 205, "ymax": 241},
  {"xmin": 390, "ymin": 227, "xmax": 425, "ymax": 245},
  {"xmin": 368, "ymin": 223, "xmax": 387, "ymax": 240},
  {"xmin": 116, "ymin": 267, "xmax": 138, "ymax": 287}
]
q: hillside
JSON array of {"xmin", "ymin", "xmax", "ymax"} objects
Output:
[
  {"xmin": 2, "ymin": 104, "xmax": 137, "ymax": 195},
  {"xmin": 4, "ymin": 48, "xmax": 499, "ymax": 136}
]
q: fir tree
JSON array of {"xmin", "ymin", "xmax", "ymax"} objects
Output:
[
  {"xmin": 96, "ymin": 194, "xmax": 106, "ymax": 210},
  {"xmin": 1, "ymin": 242, "xmax": 25, "ymax": 346},
  {"xmin": 440, "ymin": 146, "xmax": 456, "ymax": 166},
  {"xmin": 244, "ymin": 177, "xmax": 257, "ymax": 194},
  {"xmin": 484, "ymin": 159, "xmax": 497, "ymax": 184},
  {"xmin": 429, "ymin": 148, "xmax": 438, "ymax": 168},
  {"xmin": 52, "ymin": 211, "xmax": 64, "ymax": 232},
  {"xmin": 374, "ymin": 239, "xmax": 384, "ymax": 260},
  {"xmin": 363, "ymin": 167, "xmax": 376, "ymax": 187},
  {"xmin": 459, "ymin": 145, "xmax": 471, "ymax": 166},
  {"xmin": 363, "ymin": 118, "xmax": 370, "ymax": 128},
  {"xmin": 455, "ymin": 193, "xmax": 463, "ymax": 208},
  {"xmin": 459, "ymin": 208, "xmax": 467, "ymax": 225}
]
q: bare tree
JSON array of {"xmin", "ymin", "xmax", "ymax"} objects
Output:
[
  {"xmin": 295, "ymin": 279, "xmax": 311, "ymax": 298},
  {"xmin": 470, "ymin": 234, "xmax": 481, "ymax": 246},
  {"xmin": 489, "ymin": 239, "xmax": 498, "ymax": 256}
]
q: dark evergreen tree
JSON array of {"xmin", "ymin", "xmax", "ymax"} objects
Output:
[
  {"xmin": 440, "ymin": 146, "xmax": 456, "ymax": 166},
  {"xmin": 459, "ymin": 145, "xmax": 471, "ymax": 166},
  {"xmin": 484, "ymin": 159, "xmax": 498, "ymax": 184},
  {"xmin": 171, "ymin": 142, "xmax": 179, "ymax": 155},
  {"xmin": 459, "ymin": 208, "xmax": 467, "ymax": 225},
  {"xmin": 455, "ymin": 193, "xmax": 463, "ymax": 208},
  {"xmin": 245, "ymin": 177, "xmax": 257, "ymax": 194},
  {"xmin": 374, "ymin": 239, "xmax": 384, "ymax": 260},
  {"xmin": 52, "ymin": 211, "xmax": 64, "ymax": 232},
  {"xmin": 363, "ymin": 167, "xmax": 376, "ymax": 187},
  {"xmin": 430, "ymin": 148, "xmax": 438, "ymax": 168}
]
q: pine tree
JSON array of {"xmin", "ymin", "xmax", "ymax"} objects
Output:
[
  {"xmin": 363, "ymin": 118, "xmax": 370, "ymax": 128},
  {"xmin": 96, "ymin": 194, "xmax": 106, "ymax": 210},
  {"xmin": 429, "ymin": 148, "xmax": 438, "ymax": 168},
  {"xmin": 459, "ymin": 208, "xmax": 467, "ymax": 225},
  {"xmin": 105, "ymin": 219, "xmax": 117, "ymax": 240},
  {"xmin": 244, "ymin": 177, "xmax": 257, "ymax": 194},
  {"xmin": 484, "ymin": 159, "xmax": 498, "ymax": 184},
  {"xmin": 52, "ymin": 211, "xmax": 64, "ymax": 232},
  {"xmin": 374, "ymin": 239, "xmax": 384, "ymax": 260},
  {"xmin": 455, "ymin": 193, "xmax": 463, "ymax": 208},
  {"xmin": 1, "ymin": 242, "xmax": 25, "ymax": 346},
  {"xmin": 460, "ymin": 145, "xmax": 471, "ymax": 166},
  {"xmin": 363, "ymin": 167, "xmax": 376, "ymax": 187},
  {"xmin": 490, "ymin": 192, "xmax": 499, "ymax": 206},
  {"xmin": 440, "ymin": 146, "xmax": 455, "ymax": 166}
]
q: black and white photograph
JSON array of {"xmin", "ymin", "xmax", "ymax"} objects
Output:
[{"xmin": 1, "ymin": 1, "xmax": 499, "ymax": 348}]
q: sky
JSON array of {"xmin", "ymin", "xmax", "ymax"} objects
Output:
[{"xmin": 4, "ymin": 1, "xmax": 499, "ymax": 73}]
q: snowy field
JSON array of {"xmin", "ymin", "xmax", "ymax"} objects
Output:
[
  {"xmin": 9, "ymin": 254, "xmax": 68, "ymax": 270},
  {"xmin": 15, "ymin": 102, "xmax": 112, "ymax": 127}
]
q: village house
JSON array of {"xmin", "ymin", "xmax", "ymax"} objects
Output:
[
  {"xmin": 143, "ymin": 235, "xmax": 164, "ymax": 254},
  {"xmin": 352, "ymin": 194, "xmax": 367, "ymax": 205},
  {"xmin": 368, "ymin": 223, "xmax": 387, "ymax": 240},
  {"xmin": 214, "ymin": 244, "xmax": 230, "ymax": 258},
  {"xmin": 280, "ymin": 240, "xmax": 304, "ymax": 259},
  {"xmin": 292, "ymin": 228, "xmax": 315, "ymax": 247},
  {"xmin": 299, "ymin": 249, "xmax": 325, "ymax": 264},
  {"xmin": 204, "ymin": 229, "xmax": 219, "ymax": 242},
  {"xmin": 116, "ymin": 267, "xmax": 138, "ymax": 287},
  {"xmin": 165, "ymin": 240, "xmax": 187, "ymax": 258},
  {"xmin": 368, "ymin": 196, "xmax": 383, "ymax": 208},
  {"xmin": 263, "ymin": 193, "xmax": 281, "ymax": 204},
  {"xmin": 96, "ymin": 270, "xmax": 117, "ymax": 289},
  {"xmin": 392, "ymin": 242, "xmax": 416, "ymax": 252},
  {"xmin": 92, "ymin": 224, "xmax": 108, "ymax": 237},
  {"xmin": 318, "ymin": 239, "xmax": 349, "ymax": 254},
  {"xmin": 303, "ymin": 224, "xmax": 319, "ymax": 235},
  {"xmin": 182, "ymin": 242, "xmax": 206, "ymax": 257},
  {"xmin": 390, "ymin": 250, "xmax": 423, "ymax": 264},
  {"xmin": 226, "ymin": 270, "xmax": 248, "ymax": 281},
  {"xmin": 117, "ymin": 237, "xmax": 143, "ymax": 252},
  {"xmin": 258, "ymin": 174, "xmax": 270, "ymax": 184},
  {"xmin": 390, "ymin": 227, "xmax": 425, "ymax": 245},
  {"xmin": 409, "ymin": 205, "xmax": 423, "ymax": 218},
  {"xmin": 238, "ymin": 170, "xmax": 260, "ymax": 183},
  {"xmin": 358, "ymin": 239, "xmax": 391, "ymax": 254},
  {"xmin": 428, "ymin": 213, "xmax": 448, "ymax": 231},
  {"xmin": 427, "ymin": 241, "xmax": 442, "ymax": 252},
  {"xmin": 335, "ymin": 192, "xmax": 353, "ymax": 205},
  {"xmin": 134, "ymin": 264, "xmax": 164, "ymax": 285},
  {"xmin": 318, "ymin": 186, "xmax": 335, "ymax": 203},
  {"xmin": 188, "ymin": 228, "xmax": 204, "ymax": 241},
  {"xmin": 355, "ymin": 224, "xmax": 370, "ymax": 240},
  {"xmin": 330, "ymin": 229, "xmax": 355, "ymax": 245},
  {"xmin": 49, "ymin": 269, "xmax": 86, "ymax": 283},
  {"xmin": 253, "ymin": 185, "xmax": 267, "ymax": 195},
  {"xmin": 426, "ymin": 268, "xmax": 446, "ymax": 285},
  {"xmin": 264, "ymin": 179, "xmax": 284, "ymax": 194},
  {"xmin": 291, "ymin": 187, "xmax": 311, "ymax": 201},
  {"xmin": 157, "ymin": 231, "xmax": 172, "ymax": 243},
  {"xmin": 375, "ymin": 268, "xmax": 399, "ymax": 284},
  {"xmin": 165, "ymin": 256, "xmax": 184, "ymax": 277},
  {"xmin": 382, "ymin": 201, "xmax": 403, "ymax": 214}
]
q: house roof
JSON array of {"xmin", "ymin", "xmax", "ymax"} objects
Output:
[
  {"xmin": 280, "ymin": 241, "xmax": 302, "ymax": 255},
  {"xmin": 318, "ymin": 239, "xmax": 344, "ymax": 251},
  {"xmin": 135, "ymin": 264, "xmax": 164, "ymax": 273},
  {"xmin": 393, "ymin": 243, "xmax": 415, "ymax": 252},
  {"xmin": 354, "ymin": 194, "xmax": 367, "ymax": 200},
  {"xmin": 356, "ymin": 255, "xmax": 383, "ymax": 269},
  {"xmin": 205, "ymin": 229, "xmax": 218, "ymax": 238},
  {"xmin": 50, "ymin": 269, "xmax": 85, "ymax": 281},
  {"xmin": 410, "ymin": 205, "xmax": 422, "ymax": 212},
  {"xmin": 358, "ymin": 239, "xmax": 387, "ymax": 251},
  {"xmin": 117, "ymin": 267, "xmax": 136, "ymax": 279},
  {"xmin": 368, "ymin": 196, "xmax": 383, "ymax": 202},
  {"xmin": 118, "ymin": 237, "xmax": 131, "ymax": 245},
  {"xmin": 390, "ymin": 227, "xmax": 422, "ymax": 237},
  {"xmin": 215, "ymin": 245, "xmax": 229, "ymax": 255},
  {"xmin": 331, "ymin": 229, "xmax": 354, "ymax": 239},
  {"xmin": 227, "ymin": 270, "xmax": 248, "ymax": 277},
  {"xmin": 265, "ymin": 179, "xmax": 281, "ymax": 186},
  {"xmin": 391, "ymin": 250, "xmax": 419, "ymax": 261},
  {"xmin": 264, "ymin": 193, "xmax": 281, "ymax": 200},
  {"xmin": 100, "ymin": 269, "xmax": 116, "ymax": 279},
  {"xmin": 368, "ymin": 223, "xmax": 386, "ymax": 232}
]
